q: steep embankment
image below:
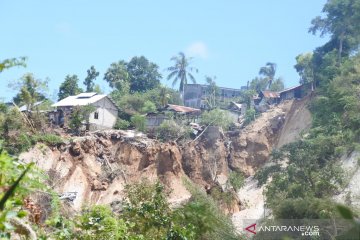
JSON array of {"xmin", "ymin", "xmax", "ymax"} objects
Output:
[
  {"xmin": 232, "ymin": 97, "xmax": 312, "ymax": 231},
  {"xmin": 20, "ymin": 97, "xmax": 312, "ymax": 218}
]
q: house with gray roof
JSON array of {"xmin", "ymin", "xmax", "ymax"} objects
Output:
[{"xmin": 52, "ymin": 92, "xmax": 118, "ymax": 130}]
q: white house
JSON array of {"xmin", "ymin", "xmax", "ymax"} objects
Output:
[{"xmin": 52, "ymin": 92, "xmax": 118, "ymax": 130}]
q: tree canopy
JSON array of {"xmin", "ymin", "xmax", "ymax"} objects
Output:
[
  {"xmin": 84, "ymin": 66, "xmax": 99, "ymax": 92},
  {"xmin": 104, "ymin": 56, "xmax": 161, "ymax": 93},
  {"xmin": 167, "ymin": 52, "xmax": 198, "ymax": 94},
  {"xmin": 58, "ymin": 74, "xmax": 83, "ymax": 100}
]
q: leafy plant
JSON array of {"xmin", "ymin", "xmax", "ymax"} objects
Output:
[
  {"xmin": 130, "ymin": 114, "xmax": 146, "ymax": 132},
  {"xmin": 200, "ymin": 108, "xmax": 233, "ymax": 130},
  {"xmin": 228, "ymin": 171, "xmax": 245, "ymax": 191}
]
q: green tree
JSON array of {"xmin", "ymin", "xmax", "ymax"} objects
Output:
[
  {"xmin": 83, "ymin": 66, "xmax": 99, "ymax": 92},
  {"xmin": 201, "ymin": 109, "xmax": 233, "ymax": 129},
  {"xmin": 58, "ymin": 75, "xmax": 83, "ymax": 100},
  {"xmin": 309, "ymin": 0, "xmax": 360, "ymax": 63},
  {"xmin": 103, "ymin": 60, "xmax": 129, "ymax": 90},
  {"xmin": 130, "ymin": 114, "xmax": 146, "ymax": 132},
  {"xmin": 69, "ymin": 105, "xmax": 96, "ymax": 134},
  {"xmin": 249, "ymin": 77, "xmax": 268, "ymax": 92},
  {"xmin": 269, "ymin": 77, "xmax": 285, "ymax": 92},
  {"xmin": 11, "ymin": 73, "xmax": 48, "ymax": 111},
  {"xmin": 158, "ymin": 86, "xmax": 170, "ymax": 107},
  {"xmin": 204, "ymin": 76, "xmax": 219, "ymax": 109},
  {"xmin": 127, "ymin": 56, "xmax": 161, "ymax": 92},
  {"xmin": 259, "ymin": 62, "xmax": 277, "ymax": 89},
  {"xmin": 294, "ymin": 52, "xmax": 315, "ymax": 90},
  {"xmin": 0, "ymin": 57, "xmax": 26, "ymax": 73},
  {"xmin": 167, "ymin": 52, "xmax": 198, "ymax": 101}
]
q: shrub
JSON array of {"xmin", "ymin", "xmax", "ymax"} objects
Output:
[
  {"xmin": 130, "ymin": 114, "xmax": 146, "ymax": 132},
  {"xmin": 114, "ymin": 118, "xmax": 130, "ymax": 130},
  {"xmin": 200, "ymin": 108, "xmax": 233, "ymax": 130},
  {"xmin": 156, "ymin": 120, "xmax": 191, "ymax": 142},
  {"xmin": 228, "ymin": 171, "xmax": 245, "ymax": 191},
  {"xmin": 33, "ymin": 134, "xmax": 63, "ymax": 146},
  {"xmin": 244, "ymin": 108, "xmax": 256, "ymax": 125},
  {"xmin": 141, "ymin": 100, "xmax": 156, "ymax": 114}
]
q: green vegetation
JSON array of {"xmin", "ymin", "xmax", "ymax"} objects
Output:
[
  {"xmin": 114, "ymin": 118, "xmax": 130, "ymax": 130},
  {"xmin": 156, "ymin": 119, "xmax": 191, "ymax": 142},
  {"xmin": 167, "ymin": 52, "xmax": 198, "ymax": 104},
  {"xmin": 43, "ymin": 180, "xmax": 242, "ymax": 240},
  {"xmin": 228, "ymin": 171, "xmax": 245, "ymax": 191},
  {"xmin": 200, "ymin": 108, "xmax": 233, "ymax": 129},
  {"xmin": 130, "ymin": 114, "xmax": 146, "ymax": 132},
  {"xmin": 58, "ymin": 74, "xmax": 83, "ymax": 100},
  {"xmin": 69, "ymin": 105, "xmax": 97, "ymax": 134},
  {"xmin": 83, "ymin": 66, "xmax": 99, "ymax": 92}
]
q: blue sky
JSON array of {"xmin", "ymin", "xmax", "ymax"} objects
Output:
[{"xmin": 1, "ymin": 0, "xmax": 328, "ymax": 101}]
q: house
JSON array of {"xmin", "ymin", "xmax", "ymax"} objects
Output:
[
  {"xmin": 184, "ymin": 84, "xmax": 246, "ymax": 109},
  {"xmin": 52, "ymin": 92, "xmax": 118, "ymax": 130},
  {"xmin": 225, "ymin": 101, "xmax": 247, "ymax": 122},
  {"xmin": 146, "ymin": 104, "xmax": 201, "ymax": 129},
  {"xmin": 256, "ymin": 91, "xmax": 280, "ymax": 105},
  {"xmin": 278, "ymin": 84, "xmax": 308, "ymax": 101}
]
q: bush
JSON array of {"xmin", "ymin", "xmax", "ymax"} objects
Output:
[
  {"xmin": 33, "ymin": 134, "xmax": 63, "ymax": 146},
  {"xmin": 228, "ymin": 171, "xmax": 245, "ymax": 191},
  {"xmin": 130, "ymin": 114, "xmax": 146, "ymax": 132},
  {"xmin": 156, "ymin": 120, "xmax": 191, "ymax": 142},
  {"xmin": 114, "ymin": 118, "xmax": 130, "ymax": 130},
  {"xmin": 244, "ymin": 108, "xmax": 256, "ymax": 125},
  {"xmin": 200, "ymin": 108, "xmax": 233, "ymax": 130}
]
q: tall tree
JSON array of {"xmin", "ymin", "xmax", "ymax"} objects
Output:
[
  {"xmin": 103, "ymin": 60, "xmax": 129, "ymax": 90},
  {"xmin": 259, "ymin": 62, "xmax": 277, "ymax": 89},
  {"xmin": 58, "ymin": 75, "xmax": 83, "ymax": 100},
  {"xmin": 11, "ymin": 73, "xmax": 48, "ymax": 111},
  {"xmin": 204, "ymin": 76, "xmax": 219, "ymax": 109},
  {"xmin": 167, "ymin": 52, "xmax": 198, "ymax": 100},
  {"xmin": 294, "ymin": 53, "xmax": 315, "ymax": 90},
  {"xmin": 84, "ymin": 66, "xmax": 99, "ymax": 92},
  {"xmin": 127, "ymin": 56, "xmax": 161, "ymax": 92},
  {"xmin": 249, "ymin": 77, "xmax": 268, "ymax": 92},
  {"xmin": 309, "ymin": 0, "xmax": 360, "ymax": 63}
]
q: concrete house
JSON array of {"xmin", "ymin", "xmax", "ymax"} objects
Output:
[
  {"xmin": 184, "ymin": 84, "xmax": 245, "ymax": 109},
  {"xmin": 52, "ymin": 92, "xmax": 118, "ymax": 130}
]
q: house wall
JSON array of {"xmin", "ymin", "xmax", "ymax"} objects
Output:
[
  {"xmin": 89, "ymin": 97, "xmax": 118, "ymax": 130},
  {"xmin": 146, "ymin": 115, "xmax": 168, "ymax": 129},
  {"xmin": 184, "ymin": 84, "xmax": 243, "ymax": 109}
]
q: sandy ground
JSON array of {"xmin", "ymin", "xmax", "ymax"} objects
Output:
[{"xmin": 232, "ymin": 176, "xmax": 265, "ymax": 233}]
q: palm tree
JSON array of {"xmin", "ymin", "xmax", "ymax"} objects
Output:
[
  {"xmin": 166, "ymin": 52, "xmax": 198, "ymax": 102},
  {"xmin": 259, "ymin": 62, "xmax": 277, "ymax": 90}
]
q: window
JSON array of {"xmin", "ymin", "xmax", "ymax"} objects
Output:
[{"xmin": 94, "ymin": 112, "xmax": 99, "ymax": 119}]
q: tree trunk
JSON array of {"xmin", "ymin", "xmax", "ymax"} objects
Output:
[{"xmin": 338, "ymin": 32, "xmax": 345, "ymax": 65}]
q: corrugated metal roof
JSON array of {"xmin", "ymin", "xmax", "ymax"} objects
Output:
[
  {"xmin": 52, "ymin": 93, "xmax": 107, "ymax": 107},
  {"xmin": 19, "ymin": 101, "xmax": 43, "ymax": 111},
  {"xmin": 278, "ymin": 85, "xmax": 302, "ymax": 94},
  {"xmin": 166, "ymin": 104, "xmax": 201, "ymax": 114},
  {"xmin": 230, "ymin": 101, "xmax": 242, "ymax": 110},
  {"xmin": 262, "ymin": 91, "xmax": 280, "ymax": 98}
]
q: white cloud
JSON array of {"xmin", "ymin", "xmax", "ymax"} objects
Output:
[{"xmin": 185, "ymin": 41, "xmax": 209, "ymax": 59}]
